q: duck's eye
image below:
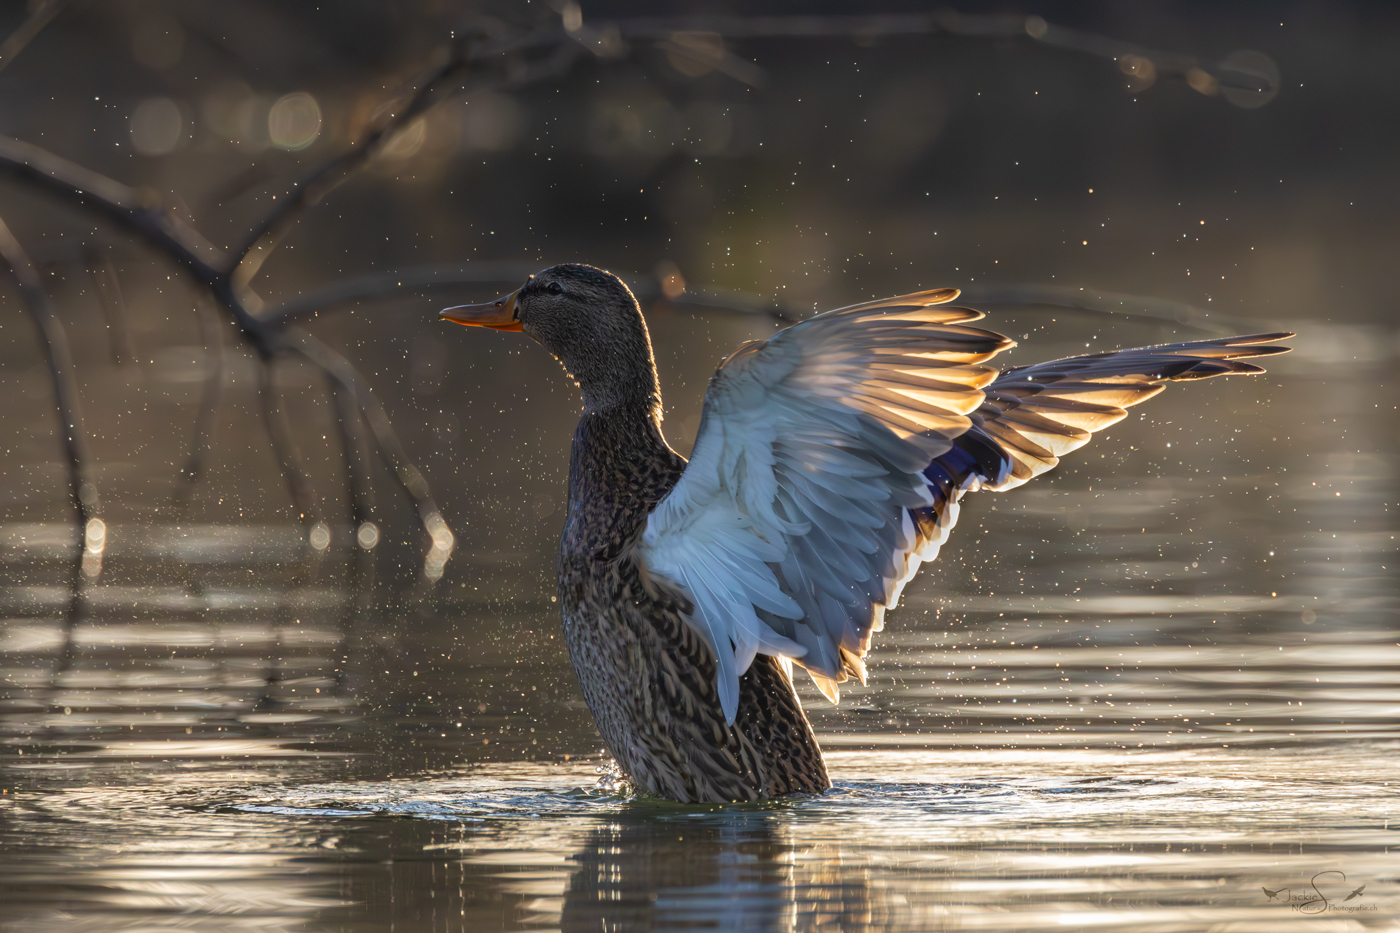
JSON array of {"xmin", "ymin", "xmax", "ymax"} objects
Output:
[{"xmin": 545, "ymin": 281, "xmax": 564, "ymax": 295}]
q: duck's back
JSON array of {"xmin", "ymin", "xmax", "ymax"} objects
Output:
[{"xmin": 556, "ymin": 408, "xmax": 830, "ymax": 802}]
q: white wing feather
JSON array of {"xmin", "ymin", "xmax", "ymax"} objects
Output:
[{"xmin": 638, "ymin": 290, "xmax": 1011, "ymax": 723}]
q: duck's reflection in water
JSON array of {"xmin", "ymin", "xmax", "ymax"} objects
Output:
[{"xmin": 560, "ymin": 807, "xmax": 880, "ymax": 933}]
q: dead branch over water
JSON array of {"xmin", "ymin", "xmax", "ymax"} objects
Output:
[
  {"xmin": 0, "ymin": 7, "xmax": 1275, "ymax": 577},
  {"xmin": 0, "ymin": 215, "xmax": 98, "ymax": 528}
]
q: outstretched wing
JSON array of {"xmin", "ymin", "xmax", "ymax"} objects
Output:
[
  {"xmin": 638, "ymin": 289, "xmax": 1012, "ymax": 722},
  {"xmin": 637, "ymin": 289, "xmax": 1290, "ymax": 723},
  {"xmin": 955, "ymin": 334, "xmax": 1293, "ymax": 490}
]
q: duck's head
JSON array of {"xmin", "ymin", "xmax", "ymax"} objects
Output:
[{"xmin": 441, "ymin": 263, "xmax": 660, "ymax": 417}]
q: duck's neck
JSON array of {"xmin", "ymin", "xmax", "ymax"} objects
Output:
[
  {"xmin": 568, "ymin": 332, "xmax": 663, "ymax": 421},
  {"xmin": 563, "ymin": 397, "xmax": 681, "ymax": 560},
  {"xmin": 553, "ymin": 303, "xmax": 683, "ymax": 554}
]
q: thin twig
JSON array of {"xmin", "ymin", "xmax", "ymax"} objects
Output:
[
  {"xmin": 265, "ymin": 263, "xmax": 1258, "ymax": 335},
  {"xmin": 229, "ymin": 47, "xmax": 481, "ymax": 286},
  {"xmin": 329, "ymin": 379, "xmax": 375, "ymax": 530},
  {"xmin": 284, "ymin": 328, "xmax": 442, "ymax": 529},
  {"xmin": 0, "ymin": 133, "xmax": 453, "ymax": 551},
  {"xmin": 0, "ymin": 215, "xmax": 98, "ymax": 528},
  {"xmin": 257, "ymin": 358, "xmax": 319, "ymax": 524},
  {"xmin": 261, "ymin": 260, "xmax": 1253, "ymax": 338},
  {"xmin": 0, "ymin": 134, "xmax": 227, "ymax": 285},
  {"xmin": 669, "ymin": 286, "xmax": 796, "ymax": 324},
  {"xmin": 173, "ymin": 296, "xmax": 227, "ymax": 505},
  {"xmin": 232, "ymin": 34, "xmax": 582, "ymax": 288},
  {"xmin": 84, "ymin": 246, "xmax": 138, "ymax": 366},
  {"xmin": 599, "ymin": 12, "xmax": 1269, "ymax": 91},
  {"xmin": 0, "ymin": 0, "xmax": 68, "ymax": 74},
  {"xmin": 263, "ymin": 261, "xmax": 1254, "ymax": 337}
]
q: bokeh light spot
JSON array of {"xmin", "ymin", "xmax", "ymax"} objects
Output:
[
  {"xmin": 130, "ymin": 98, "xmax": 184, "ymax": 155},
  {"xmin": 268, "ymin": 92, "xmax": 322, "ymax": 150}
]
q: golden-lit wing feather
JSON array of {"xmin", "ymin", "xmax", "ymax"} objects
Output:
[
  {"xmin": 965, "ymin": 333, "xmax": 1293, "ymax": 489},
  {"xmin": 639, "ymin": 289, "xmax": 1015, "ymax": 722}
]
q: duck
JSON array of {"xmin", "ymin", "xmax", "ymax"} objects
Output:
[{"xmin": 441, "ymin": 263, "xmax": 1290, "ymax": 803}]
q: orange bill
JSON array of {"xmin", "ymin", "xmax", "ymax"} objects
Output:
[{"xmin": 440, "ymin": 289, "xmax": 522, "ymax": 331}]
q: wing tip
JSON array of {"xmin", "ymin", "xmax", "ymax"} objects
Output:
[
  {"xmin": 826, "ymin": 287, "xmax": 964, "ymax": 315},
  {"xmin": 1223, "ymin": 331, "xmax": 1295, "ymax": 345},
  {"xmin": 908, "ymin": 287, "xmax": 961, "ymax": 306},
  {"xmin": 809, "ymin": 670, "xmax": 841, "ymax": 704}
]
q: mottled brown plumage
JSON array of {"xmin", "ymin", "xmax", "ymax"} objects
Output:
[
  {"xmin": 445, "ymin": 263, "xmax": 830, "ymax": 801},
  {"xmin": 560, "ymin": 407, "xmax": 829, "ymax": 800},
  {"xmin": 442, "ymin": 262, "xmax": 1290, "ymax": 803}
]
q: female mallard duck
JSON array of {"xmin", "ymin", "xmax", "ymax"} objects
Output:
[{"xmin": 442, "ymin": 263, "xmax": 1289, "ymax": 803}]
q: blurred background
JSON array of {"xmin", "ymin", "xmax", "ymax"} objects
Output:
[
  {"xmin": 1, "ymin": 0, "xmax": 1393, "ymax": 549},
  {"xmin": 0, "ymin": 2, "xmax": 1397, "ymax": 931}
]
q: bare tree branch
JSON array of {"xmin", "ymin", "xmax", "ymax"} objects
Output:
[
  {"xmin": 599, "ymin": 12, "xmax": 1273, "ymax": 93},
  {"xmin": 0, "ymin": 133, "xmax": 452, "ymax": 559},
  {"xmin": 259, "ymin": 261, "xmax": 798, "ymax": 327},
  {"xmin": 0, "ymin": 134, "xmax": 227, "ymax": 285},
  {"xmin": 329, "ymin": 379, "xmax": 375, "ymax": 533},
  {"xmin": 0, "ymin": 0, "xmax": 68, "ymax": 74},
  {"xmin": 258, "ymin": 360, "xmax": 319, "ymax": 524},
  {"xmin": 173, "ymin": 297, "xmax": 227, "ymax": 506},
  {"xmin": 84, "ymin": 246, "xmax": 138, "ymax": 366},
  {"xmin": 232, "ymin": 31, "xmax": 583, "ymax": 288},
  {"xmin": 284, "ymin": 327, "xmax": 451, "ymax": 572},
  {"xmin": 0, "ymin": 215, "xmax": 98, "ymax": 530}
]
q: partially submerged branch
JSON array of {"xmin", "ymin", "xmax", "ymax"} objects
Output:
[
  {"xmin": 257, "ymin": 359, "xmax": 320, "ymax": 525},
  {"xmin": 85, "ymin": 246, "xmax": 138, "ymax": 366},
  {"xmin": 285, "ymin": 327, "xmax": 454, "ymax": 576},
  {"xmin": 329, "ymin": 380, "xmax": 375, "ymax": 533},
  {"xmin": 0, "ymin": 215, "xmax": 99, "ymax": 530},
  {"xmin": 173, "ymin": 297, "xmax": 227, "ymax": 502},
  {"xmin": 0, "ymin": 133, "xmax": 451, "ymax": 565},
  {"xmin": 284, "ymin": 328, "xmax": 440, "ymax": 523}
]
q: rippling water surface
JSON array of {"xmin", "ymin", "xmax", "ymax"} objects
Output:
[
  {"xmin": 2, "ymin": 334, "xmax": 1398, "ymax": 931},
  {"xmin": 4, "ymin": 747, "xmax": 1397, "ymax": 932}
]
